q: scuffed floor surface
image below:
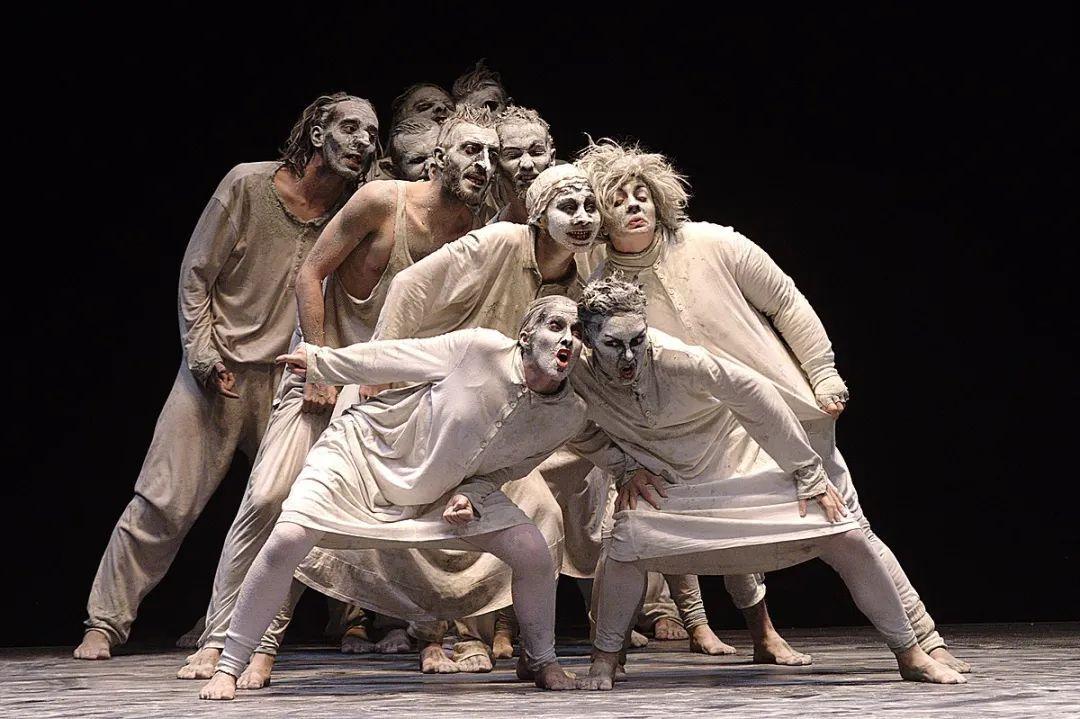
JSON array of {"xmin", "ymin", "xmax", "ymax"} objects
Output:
[{"xmin": 1, "ymin": 623, "xmax": 1076, "ymax": 718}]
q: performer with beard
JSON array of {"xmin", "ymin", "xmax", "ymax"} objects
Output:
[
  {"xmin": 74, "ymin": 93, "xmax": 377, "ymax": 662},
  {"xmin": 372, "ymin": 117, "xmax": 440, "ymax": 182},
  {"xmin": 568, "ymin": 277, "xmax": 965, "ymax": 689},
  {"xmin": 199, "ymin": 297, "xmax": 590, "ymax": 699},
  {"xmin": 177, "ymin": 106, "xmax": 497, "ymax": 685},
  {"xmin": 578, "ymin": 139, "xmax": 969, "ymax": 673}
]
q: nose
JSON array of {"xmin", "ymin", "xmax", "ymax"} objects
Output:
[
  {"xmin": 626, "ymin": 200, "xmax": 641, "ymax": 215},
  {"xmin": 623, "ymin": 347, "xmax": 634, "ymax": 362},
  {"xmin": 572, "ymin": 204, "xmax": 591, "ymax": 225},
  {"xmin": 520, "ymin": 154, "xmax": 534, "ymax": 171},
  {"xmin": 474, "ymin": 152, "xmax": 492, "ymax": 175},
  {"xmin": 433, "ymin": 104, "xmax": 450, "ymax": 121},
  {"xmin": 355, "ymin": 130, "xmax": 372, "ymax": 148}
]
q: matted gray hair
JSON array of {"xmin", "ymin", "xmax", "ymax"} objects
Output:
[
  {"xmin": 496, "ymin": 105, "xmax": 551, "ymax": 137},
  {"xmin": 436, "ymin": 105, "xmax": 498, "ymax": 147},
  {"xmin": 576, "ymin": 139, "xmax": 690, "ymax": 233},
  {"xmin": 452, "ymin": 59, "xmax": 508, "ymax": 102},
  {"xmin": 578, "ymin": 275, "xmax": 648, "ymax": 333},
  {"xmin": 518, "ymin": 295, "xmax": 578, "ymax": 344}
]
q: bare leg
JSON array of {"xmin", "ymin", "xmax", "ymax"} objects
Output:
[
  {"xmin": 199, "ymin": 522, "xmax": 323, "ymax": 700},
  {"xmin": 579, "ymin": 556, "xmax": 647, "ymax": 690},
  {"xmin": 73, "ymin": 629, "xmax": 111, "ymax": 660},
  {"xmin": 465, "ymin": 524, "xmax": 574, "ymax": 690},
  {"xmin": 236, "ymin": 652, "xmax": 274, "ymax": 689},
  {"xmin": 492, "ymin": 607, "xmax": 516, "ymax": 659},
  {"xmin": 663, "ymin": 574, "xmax": 735, "ymax": 655},
  {"xmin": 816, "ymin": 530, "xmax": 965, "ymax": 685}
]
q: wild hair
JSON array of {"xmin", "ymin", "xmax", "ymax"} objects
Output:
[
  {"xmin": 518, "ymin": 295, "xmax": 578, "ymax": 349},
  {"xmin": 390, "ymin": 83, "xmax": 451, "ymax": 126},
  {"xmin": 436, "ymin": 105, "xmax": 498, "ymax": 147},
  {"xmin": 452, "ymin": 59, "xmax": 508, "ymax": 101},
  {"xmin": 576, "ymin": 138, "xmax": 690, "ymax": 232},
  {"xmin": 280, "ymin": 92, "xmax": 373, "ymax": 178},
  {"xmin": 390, "ymin": 117, "xmax": 440, "ymax": 143},
  {"xmin": 578, "ymin": 275, "xmax": 648, "ymax": 331},
  {"xmin": 496, "ymin": 105, "xmax": 550, "ymax": 136}
]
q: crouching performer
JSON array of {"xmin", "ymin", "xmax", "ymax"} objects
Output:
[
  {"xmin": 199, "ymin": 296, "xmax": 588, "ymax": 699},
  {"xmin": 570, "ymin": 278, "xmax": 967, "ymax": 690}
]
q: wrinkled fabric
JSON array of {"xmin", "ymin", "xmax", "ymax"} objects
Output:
[
  {"xmin": 570, "ymin": 329, "xmax": 857, "ymax": 567},
  {"xmin": 594, "ymin": 223, "xmax": 946, "ymax": 651}
]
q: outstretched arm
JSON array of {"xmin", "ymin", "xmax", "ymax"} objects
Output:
[{"xmin": 729, "ymin": 232, "xmax": 848, "ymax": 414}]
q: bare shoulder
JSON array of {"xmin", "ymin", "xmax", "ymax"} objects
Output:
[{"xmin": 340, "ymin": 180, "xmax": 399, "ymax": 223}]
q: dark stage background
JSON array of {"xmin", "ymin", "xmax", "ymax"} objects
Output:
[{"xmin": 10, "ymin": 6, "xmax": 1076, "ymax": 648}]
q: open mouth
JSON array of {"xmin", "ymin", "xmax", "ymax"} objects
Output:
[
  {"xmin": 464, "ymin": 172, "xmax": 487, "ymax": 187},
  {"xmin": 618, "ymin": 364, "xmax": 636, "ymax": 380},
  {"xmin": 555, "ymin": 347, "xmax": 572, "ymax": 369},
  {"xmin": 565, "ymin": 229, "xmax": 594, "ymax": 244}
]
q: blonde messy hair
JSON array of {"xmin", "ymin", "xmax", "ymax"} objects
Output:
[{"xmin": 576, "ymin": 139, "xmax": 690, "ymax": 233}]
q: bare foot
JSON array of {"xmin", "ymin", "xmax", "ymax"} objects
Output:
[
  {"xmin": 752, "ymin": 629, "xmax": 812, "ymax": 666},
  {"xmin": 455, "ymin": 653, "xmax": 493, "ymax": 673},
  {"xmin": 897, "ymin": 645, "xmax": 967, "ymax": 684},
  {"xmin": 420, "ymin": 643, "xmax": 459, "ymax": 673},
  {"xmin": 689, "ymin": 625, "xmax": 737, "ymax": 655},
  {"xmin": 930, "ymin": 647, "xmax": 971, "ymax": 674},
  {"xmin": 375, "ymin": 627, "xmax": 412, "ymax": 654},
  {"xmin": 492, "ymin": 630, "xmax": 515, "ymax": 659},
  {"xmin": 575, "ymin": 650, "xmax": 619, "ymax": 691},
  {"xmin": 175, "ymin": 616, "xmax": 206, "ymax": 649},
  {"xmin": 340, "ymin": 625, "xmax": 375, "ymax": 654},
  {"xmin": 177, "ymin": 646, "xmax": 221, "ymax": 679},
  {"xmin": 73, "ymin": 630, "xmax": 111, "ymax": 660},
  {"xmin": 532, "ymin": 662, "xmax": 577, "ymax": 690},
  {"xmin": 199, "ymin": 671, "xmax": 237, "ymax": 700},
  {"xmin": 628, "ymin": 629, "xmax": 649, "ymax": 648},
  {"xmin": 653, "ymin": 617, "xmax": 689, "ymax": 641},
  {"xmin": 236, "ymin": 653, "xmax": 274, "ymax": 689}
]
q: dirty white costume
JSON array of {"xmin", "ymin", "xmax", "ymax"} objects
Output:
[
  {"xmin": 571, "ymin": 329, "xmax": 916, "ymax": 653},
  {"xmin": 84, "ymin": 162, "xmax": 333, "ymax": 646},
  {"xmin": 197, "ymin": 181, "xmax": 416, "ymax": 653},
  {"xmin": 593, "ymin": 222, "xmax": 946, "ymax": 652},
  {"xmin": 215, "ymin": 327, "xmax": 591, "ymax": 677}
]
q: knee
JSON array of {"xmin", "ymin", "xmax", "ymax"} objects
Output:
[
  {"xmin": 248, "ymin": 482, "xmax": 290, "ymax": 517},
  {"xmin": 506, "ymin": 527, "xmax": 554, "ymax": 577},
  {"xmin": 820, "ymin": 529, "xmax": 873, "ymax": 567},
  {"xmin": 260, "ymin": 523, "xmax": 313, "ymax": 570}
]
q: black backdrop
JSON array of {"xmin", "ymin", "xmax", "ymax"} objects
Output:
[{"xmin": 10, "ymin": 6, "xmax": 1076, "ymax": 648}]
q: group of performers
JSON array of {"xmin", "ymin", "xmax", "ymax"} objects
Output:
[{"xmin": 72, "ymin": 61, "xmax": 971, "ymax": 699}]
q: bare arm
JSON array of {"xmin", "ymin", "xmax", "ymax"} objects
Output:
[{"xmin": 295, "ymin": 181, "xmax": 396, "ymax": 346}]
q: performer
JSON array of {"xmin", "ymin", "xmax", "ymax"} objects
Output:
[
  {"xmin": 489, "ymin": 106, "xmax": 556, "ymax": 224},
  {"xmin": 569, "ymin": 278, "xmax": 967, "ymax": 689},
  {"xmin": 389, "ymin": 82, "xmax": 454, "ymax": 126},
  {"xmin": 371, "ymin": 117, "xmax": 441, "ymax": 181},
  {"xmin": 452, "ymin": 59, "xmax": 509, "ymax": 113},
  {"xmin": 199, "ymin": 297, "xmax": 591, "ymax": 699},
  {"xmin": 177, "ymin": 106, "xmax": 497, "ymax": 684},
  {"xmin": 74, "ymin": 92, "xmax": 377, "ymax": 661},
  {"xmin": 578, "ymin": 139, "xmax": 969, "ymax": 673}
]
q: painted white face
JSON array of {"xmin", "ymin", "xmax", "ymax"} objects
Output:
[
  {"xmin": 542, "ymin": 185, "xmax": 601, "ymax": 252},
  {"xmin": 497, "ymin": 122, "xmax": 555, "ymax": 198},
  {"xmin": 587, "ymin": 313, "xmax": 648, "ymax": 385},
  {"xmin": 522, "ymin": 305, "xmax": 583, "ymax": 386},
  {"xmin": 316, "ymin": 101, "xmax": 379, "ymax": 181},
  {"xmin": 460, "ymin": 85, "xmax": 507, "ymax": 113},
  {"xmin": 608, "ymin": 179, "xmax": 657, "ymax": 243},
  {"xmin": 391, "ymin": 127, "xmax": 440, "ymax": 181},
  {"xmin": 400, "ymin": 86, "xmax": 454, "ymax": 123},
  {"xmin": 434, "ymin": 123, "xmax": 499, "ymax": 205}
]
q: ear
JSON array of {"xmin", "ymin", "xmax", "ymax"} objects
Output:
[
  {"xmin": 518, "ymin": 329, "xmax": 531, "ymax": 350},
  {"xmin": 546, "ymin": 144, "xmax": 556, "ymax": 166},
  {"xmin": 310, "ymin": 124, "xmax": 325, "ymax": 148},
  {"xmin": 430, "ymin": 146, "xmax": 446, "ymax": 171}
]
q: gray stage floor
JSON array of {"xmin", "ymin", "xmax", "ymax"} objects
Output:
[{"xmin": 1, "ymin": 623, "xmax": 1077, "ymax": 718}]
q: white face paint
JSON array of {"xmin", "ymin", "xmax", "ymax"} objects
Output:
[
  {"xmin": 607, "ymin": 179, "xmax": 658, "ymax": 247},
  {"xmin": 434, "ymin": 123, "xmax": 500, "ymax": 205},
  {"xmin": 586, "ymin": 313, "xmax": 649, "ymax": 386},
  {"xmin": 400, "ymin": 86, "xmax": 454, "ymax": 123},
  {"xmin": 522, "ymin": 305, "xmax": 583, "ymax": 388},
  {"xmin": 460, "ymin": 85, "xmax": 507, "ymax": 113},
  {"xmin": 391, "ymin": 127, "xmax": 440, "ymax": 181},
  {"xmin": 497, "ymin": 122, "xmax": 555, "ymax": 199},
  {"xmin": 315, "ymin": 101, "xmax": 379, "ymax": 181},
  {"xmin": 542, "ymin": 185, "xmax": 601, "ymax": 252}
]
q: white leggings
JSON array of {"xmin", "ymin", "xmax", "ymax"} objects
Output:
[
  {"xmin": 216, "ymin": 521, "xmax": 559, "ymax": 677},
  {"xmin": 594, "ymin": 529, "xmax": 918, "ymax": 654}
]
